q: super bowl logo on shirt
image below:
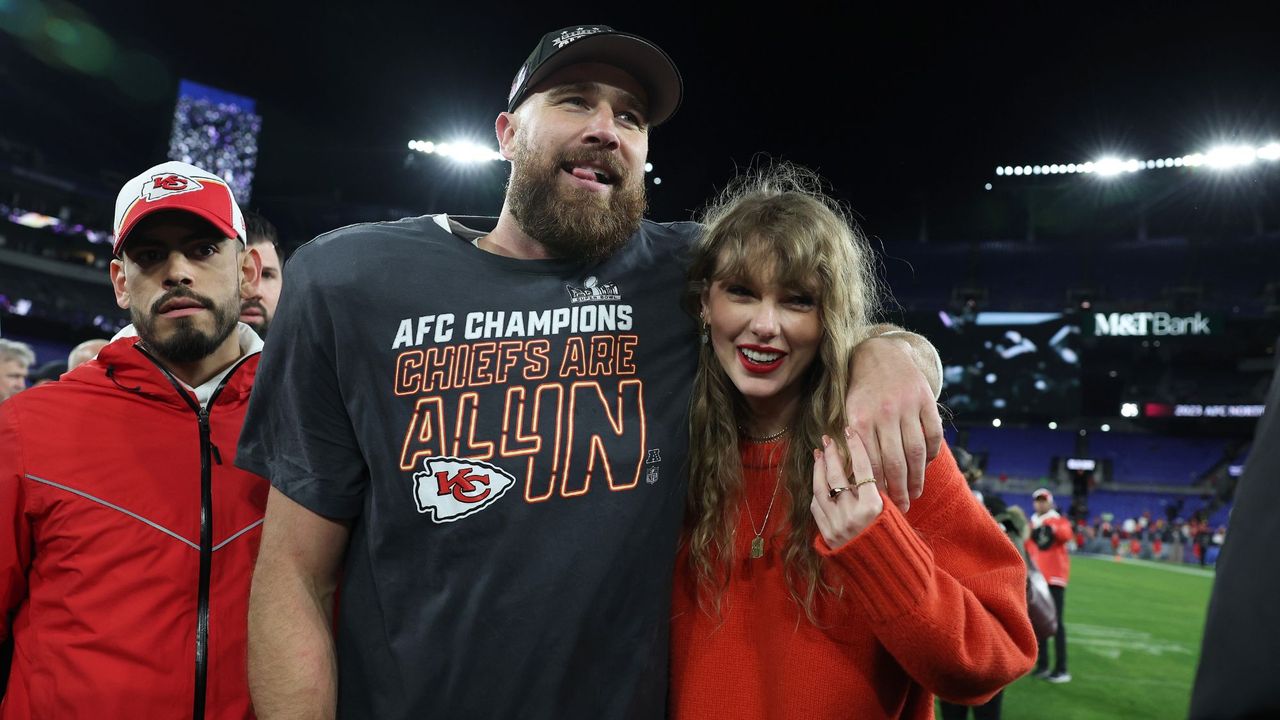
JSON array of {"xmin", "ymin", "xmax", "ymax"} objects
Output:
[{"xmin": 412, "ymin": 456, "xmax": 517, "ymax": 523}]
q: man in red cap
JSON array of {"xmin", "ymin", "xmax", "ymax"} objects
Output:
[
  {"xmin": 1026, "ymin": 487, "xmax": 1074, "ymax": 683},
  {"xmin": 0, "ymin": 161, "xmax": 267, "ymax": 718}
]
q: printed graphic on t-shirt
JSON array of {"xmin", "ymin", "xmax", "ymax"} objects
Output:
[
  {"xmin": 412, "ymin": 456, "xmax": 517, "ymax": 522},
  {"xmin": 390, "ymin": 283, "xmax": 648, "ymax": 523}
]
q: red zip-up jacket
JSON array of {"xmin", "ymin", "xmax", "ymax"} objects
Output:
[{"xmin": 0, "ymin": 336, "xmax": 266, "ymax": 719}]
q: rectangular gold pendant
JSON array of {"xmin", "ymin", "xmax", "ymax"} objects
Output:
[{"xmin": 750, "ymin": 536, "xmax": 765, "ymax": 559}]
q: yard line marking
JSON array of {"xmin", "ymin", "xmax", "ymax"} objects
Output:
[{"xmin": 1077, "ymin": 553, "xmax": 1216, "ymax": 578}]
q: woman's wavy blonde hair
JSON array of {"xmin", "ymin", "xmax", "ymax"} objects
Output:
[{"xmin": 685, "ymin": 162, "xmax": 882, "ymax": 620}]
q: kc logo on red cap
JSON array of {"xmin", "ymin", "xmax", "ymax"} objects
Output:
[{"xmin": 143, "ymin": 173, "xmax": 205, "ymax": 202}]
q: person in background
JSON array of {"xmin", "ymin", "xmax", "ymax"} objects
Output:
[
  {"xmin": 67, "ymin": 338, "xmax": 110, "ymax": 370},
  {"xmin": 0, "ymin": 340, "xmax": 34, "ymax": 404},
  {"xmin": 239, "ymin": 210, "xmax": 283, "ymax": 339},
  {"xmin": 26, "ymin": 361, "xmax": 66, "ymax": 388},
  {"xmin": 1027, "ymin": 487, "xmax": 1073, "ymax": 683}
]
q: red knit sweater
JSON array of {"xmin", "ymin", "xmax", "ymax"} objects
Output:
[{"xmin": 670, "ymin": 441, "xmax": 1037, "ymax": 719}]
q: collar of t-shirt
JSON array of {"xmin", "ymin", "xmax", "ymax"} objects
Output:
[
  {"xmin": 110, "ymin": 322, "xmax": 265, "ymax": 408},
  {"xmin": 436, "ymin": 215, "xmax": 485, "ymax": 246}
]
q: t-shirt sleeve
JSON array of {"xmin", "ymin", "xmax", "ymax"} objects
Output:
[{"xmin": 236, "ymin": 241, "xmax": 367, "ymax": 519}]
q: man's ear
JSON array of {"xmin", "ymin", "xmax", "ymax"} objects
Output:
[
  {"xmin": 241, "ymin": 245, "xmax": 262, "ymax": 298},
  {"xmin": 496, "ymin": 111, "xmax": 519, "ymax": 161},
  {"xmin": 110, "ymin": 258, "xmax": 130, "ymax": 310}
]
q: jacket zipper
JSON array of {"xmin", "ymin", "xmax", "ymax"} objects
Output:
[{"xmin": 133, "ymin": 345, "xmax": 254, "ymax": 720}]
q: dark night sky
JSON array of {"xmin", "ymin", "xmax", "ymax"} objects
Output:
[{"xmin": 3, "ymin": 1, "xmax": 1278, "ymax": 243}]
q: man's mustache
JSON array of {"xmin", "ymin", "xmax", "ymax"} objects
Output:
[
  {"xmin": 151, "ymin": 287, "xmax": 214, "ymax": 315},
  {"xmin": 240, "ymin": 298, "xmax": 267, "ymax": 314}
]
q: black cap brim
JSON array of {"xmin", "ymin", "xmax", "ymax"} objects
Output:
[{"xmin": 509, "ymin": 31, "xmax": 682, "ymax": 127}]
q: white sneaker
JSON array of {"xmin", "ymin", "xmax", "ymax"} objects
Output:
[{"xmin": 1046, "ymin": 671, "xmax": 1072, "ymax": 683}]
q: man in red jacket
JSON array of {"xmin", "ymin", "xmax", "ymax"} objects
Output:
[
  {"xmin": 0, "ymin": 161, "xmax": 266, "ymax": 719},
  {"xmin": 1026, "ymin": 487, "xmax": 1074, "ymax": 684}
]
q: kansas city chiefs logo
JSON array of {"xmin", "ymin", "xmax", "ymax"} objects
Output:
[
  {"xmin": 143, "ymin": 173, "xmax": 204, "ymax": 202},
  {"xmin": 412, "ymin": 457, "xmax": 516, "ymax": 523}
]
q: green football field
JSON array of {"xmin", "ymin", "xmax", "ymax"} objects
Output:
[{"xmin": 939, "ymin": 555, "xmax": 1216, "ymax": 719}]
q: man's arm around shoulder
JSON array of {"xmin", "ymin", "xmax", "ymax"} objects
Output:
[{"xmin": 249, "ymin": 487, "xmax": 350, "ymax": 719}]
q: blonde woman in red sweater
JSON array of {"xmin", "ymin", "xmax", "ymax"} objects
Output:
[{"xmin": 670, "ymin": 165, "xmax": 1037, "ymax": 719}]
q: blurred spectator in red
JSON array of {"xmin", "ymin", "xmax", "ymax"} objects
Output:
[{"xmin": 1027, "ymin": 487, "xmax": 1073, "ymax": 683}]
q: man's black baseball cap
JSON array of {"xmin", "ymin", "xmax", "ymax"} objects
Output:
[{"xmin": 507, "ymin": 25, "xmax": 683, "ymax": 126}]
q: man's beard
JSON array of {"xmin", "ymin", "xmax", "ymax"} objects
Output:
[
  {"xmin": 134, "ymin": 287, "xmax": 240, "ymax": 365},
  {"xmin": 507, "ymin": 139, "xmax": 646, "ymax": 262},
  {"xmin": 240, "ymin": 298, "xmax": 270, "ymax": 339}
]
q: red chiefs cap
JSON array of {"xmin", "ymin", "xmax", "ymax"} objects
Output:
[
  {"xmin": 112, "ymin": 161, "xmax": 246, "ymax": 256},
  {"xmin": 1033, "ymin": 488, "xmax": 1054, "ymax": 503}
]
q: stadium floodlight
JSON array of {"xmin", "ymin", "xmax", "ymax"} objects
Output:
[
  {"xmin": 1204, "ymin": 144, "xmax": 1256, "ymax": 170},
  {"xmin": 644, "ymin": 162, "xmax": 654, "ymax": 172},
  {"xmin": 996, "ymin": 140, "xmax": 1280, "ymax": 179},
  {"xmin": 653, "ymin": 177, "xmax": 662, "ymax": 185},
  {"xmin": 1100, "ymin": 423, "xmax": 1111, "ymax": 432},
  {"xmin": 992, "ymin": 418, "xmax": 1002, "ymax": 428},
  {"xmin": 1048, "ymin": 421, "xmax": 1058, "ymax": 429},
  {"xmin": 1120, "ymin": 402, "xmax": 1140, "ymax": 418},
  {"xmin": 1094, "ymin": 157, "xmax": 1126, "ymax": 177},
  {"xmin": 408, "ymin": 138, "xmax": 505, "ymax": 164}
]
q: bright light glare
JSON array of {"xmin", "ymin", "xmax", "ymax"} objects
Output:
[
  {"xmin": 1048, "ymin": 421, "xmax": 1058, "ymax": 429},
  {"xmin": 1120, "ymin": 402, "xmax": 1140, "ymax": 418},
  {"xmin": 1101, "ymin": 424, "xmax": 1111, "ymax": 432},
  {"xmin": 408, "ymin": 139, "xmax": 504, "ymax": 164},
  {"xmin": 644, "ymin": 162, "xmax": 654, "ymax": 172},
  {"xmin": 1094, "ymin": 157, "xmax": 1125, "ymax": 177},
  {"xmin": 992, "ymin": 418, "xmax": 1002, "ymax": 428},
  {"xmin": 997, "ymin": 140, "xmax": 1280, "ymax": 179},
  {"xmin": 1204, "ymin": 144, "xmax": 1256, "ymax": 169}
]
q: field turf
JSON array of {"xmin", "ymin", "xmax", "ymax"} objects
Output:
[{"xmin": 939, "ymin": 554, "xmax": 1216, "ymax": 719}]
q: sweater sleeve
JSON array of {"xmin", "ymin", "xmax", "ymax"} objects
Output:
[
  {"xmin": 814, "ymin": 442, "xmax": 1037, "ymax": 705},
  {"xmin": 0, "ymin": 403, "xmax": 32, "ymax": 643}
]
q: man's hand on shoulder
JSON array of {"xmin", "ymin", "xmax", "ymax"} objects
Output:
[{"xmin": 844, "ymin": 326, "xmax": 944, "ymax": 514}]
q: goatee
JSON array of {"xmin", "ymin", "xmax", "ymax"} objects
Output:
[
  {"xmin": 135, "ymin": 287, "xmax": 239, "ymax": 365},
  {"xmin": 507, "ymin": 140, "xmax": 646, "ymax": 262}
]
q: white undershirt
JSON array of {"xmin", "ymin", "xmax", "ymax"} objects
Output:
[{"xmin": 111, "ymin": 322, "xmax": 264, "ymax": 408}]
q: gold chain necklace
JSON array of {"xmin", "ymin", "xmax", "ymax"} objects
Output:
[
  {"xmin": 742, "ymin": 464, "xmax": 784, "ymax": 559},
  {"xmin": 739, "ymin": 425, "xmax": 789, "ymax": 443}
]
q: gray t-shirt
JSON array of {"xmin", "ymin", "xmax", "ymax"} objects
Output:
[{"xmin": 237, "ymin": 214, "xmax": 699, "ymax": 719}]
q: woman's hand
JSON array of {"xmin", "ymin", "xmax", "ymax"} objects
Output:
[{"xmin": 810, "ymin": 431, "xmax": 884, "ymax": 550}]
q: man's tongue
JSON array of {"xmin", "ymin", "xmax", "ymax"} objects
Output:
[{"xmin": 571, "ymin": 167, "xmax": 601, "ymax": 183}]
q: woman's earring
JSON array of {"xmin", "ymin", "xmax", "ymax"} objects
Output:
[{"xmin": 700, "ymin": 321, "xmax": 709, "ymax": 345}]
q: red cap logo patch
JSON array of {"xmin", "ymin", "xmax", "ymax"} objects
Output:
[
  {"xmin": 412, "ymin": 457, "xmax": 517, "ymax": 523},
  {"xmin": 143, "ymin": 173, "xmax": 205, "ymax": 202}
]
